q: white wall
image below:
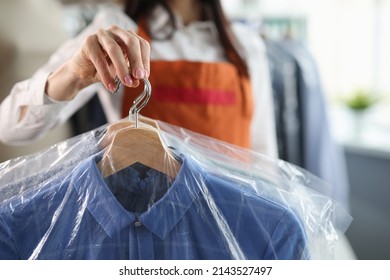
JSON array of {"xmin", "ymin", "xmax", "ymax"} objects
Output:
[{"xmin": 0, "ymin": 0, "xmax": 73, "ymax": 163}]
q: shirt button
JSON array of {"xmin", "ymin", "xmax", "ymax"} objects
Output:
[{"xmin": 134, "ymin": 220, "xmax": 142, "ymax": 227}]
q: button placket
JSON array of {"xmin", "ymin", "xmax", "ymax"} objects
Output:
[{"xmin": 133, "ymin": 220, "xmax": 154, "ymax": 260}]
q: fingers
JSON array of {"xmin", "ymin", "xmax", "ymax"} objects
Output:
[
  {"xmin": 108, "ymin": 26, "xmax": 150, "ymax": 85},
  {"xmin": 96, "ymin": 27, "xmax": 131, "ymax": 90},
  {"xmin": 137, "ymin": 33, "xmax": 151, "ymax": 78},
  {"xmin": 82, "ymin": 25, "xmax": 150, "ymax": 92},
  {"xmin": 84, "ymin": 34, "xmax": 117, "ymax": 92}
]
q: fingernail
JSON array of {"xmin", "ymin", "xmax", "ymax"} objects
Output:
[
  {"xmin": 108, "ymin": 82, "xmax": 116, "ymax": 92},
  {"xmin": 124, "ymin": 74, "xmax": 133, "ymax": 86},
  {"xmin": 134, "ymin": 67, "xmax": 145, "ymax": 79}
]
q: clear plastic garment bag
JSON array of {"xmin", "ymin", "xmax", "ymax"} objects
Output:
[{"xmin": 0, "ymin": 79, "xmax": 352, "ymax": 260}]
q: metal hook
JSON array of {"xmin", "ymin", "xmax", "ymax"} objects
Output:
[
  {"xmin": 129, "ymin": 78, "xmax": 151, "ymax": 128},
  {"xmin": 111, "ymin": 76, "xmax": 121, "ymax": 95}
]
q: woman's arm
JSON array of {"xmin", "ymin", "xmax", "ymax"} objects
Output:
[{"xmin": 0, "ymin": 6, "xmax": 149, "ymax": 145}]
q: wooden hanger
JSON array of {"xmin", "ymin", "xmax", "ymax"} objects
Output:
[
  {"xmin": 98, "ymin": 115, "xmax": 158, "ymax": 148},
  {"xmin": 97, "ymin": 78, "xmax": 181, "ymax": 178}
]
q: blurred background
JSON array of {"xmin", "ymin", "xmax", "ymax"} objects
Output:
[{"xmin": 0, "ymin": 0, "xmax": 389, "ymax": 260}]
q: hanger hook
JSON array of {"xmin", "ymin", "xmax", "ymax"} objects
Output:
[{"xmin": 129, "ymin": 78, "xmax": 152, "ymax": 128}]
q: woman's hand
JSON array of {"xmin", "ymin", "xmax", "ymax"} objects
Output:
[
  {"xmin": 46, "ymin": 25, "xmax": 150, "ymax": 101},
  {"xmin": 72, "ymin": 25, "xmax": 150, "ymax": 91}
]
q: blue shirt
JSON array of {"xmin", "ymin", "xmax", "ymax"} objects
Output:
[
  {"xmin": 0, "ymin": 154, "xmax": 308, "ymax": 260},
  {"xmin": 277, "ymin": 40, "xmax": 350, "ymax": 209}
]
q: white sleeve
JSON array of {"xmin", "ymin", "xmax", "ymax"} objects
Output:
[
  {"xmin": 0, "ymin": 5, "xmax": 136, "ymax": 145},
  {"xmin": 232, "ymin": 23, "xmax": 278, "ymax": 158}
]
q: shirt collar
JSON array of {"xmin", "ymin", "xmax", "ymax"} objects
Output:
[
  {"xmin": 71, "ymin": 153, "xmax": 135, "ymax": 238},
  {"xmin": 148, "ymin": 4, "xmax": 217, "ymax": 39},
  {"xmin": 139, "ymin": 155, "xmax": 205, "ymax": 239},
  {"xmin": 71, "ymin": 152, "xmax": 206, "ymax": 240}
]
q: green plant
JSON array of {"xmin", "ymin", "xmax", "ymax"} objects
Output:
[{"xmin": 344, "ymin": 89, "xmax": 378, "ymax": 111}]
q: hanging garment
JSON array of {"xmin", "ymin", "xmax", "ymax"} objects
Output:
[
  {"xmin": 121, "ymin": 20, "xmax": 253, "ymax": 148},
  {"xmin": 0, "ymin": 116, "xmax": 352, "ymax": 260},
  {"xmin": 264, "ymin": 39, "xmax": 350, "ymax": 209},
  {"xmin": 0, "ymin": 153, "xmax": 308, "ymax": 260},
  {"xmin": 265, "ymin": 40, "xmax": 302, "ymax": 166}
]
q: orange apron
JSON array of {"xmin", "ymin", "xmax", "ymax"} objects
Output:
[{"xmin": 121, "ymin": 21, "xmax": 253, "ymax": 148}]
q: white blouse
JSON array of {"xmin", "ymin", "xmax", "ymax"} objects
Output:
[{"xmin": 0, "ymin": 4, "xmax": 277, "ymax": 158}]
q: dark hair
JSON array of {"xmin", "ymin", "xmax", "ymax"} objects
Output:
[{"xmin": 124, "ymin": 0, "xmax": 249, "ymax": 77}]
